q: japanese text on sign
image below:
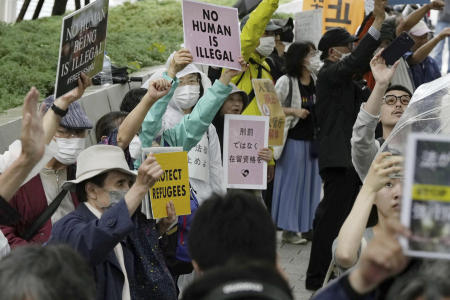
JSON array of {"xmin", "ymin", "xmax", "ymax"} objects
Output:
[
  {"xmin": 188, "ymin": 133, "xmax": 210, "ymax": 182},
  {"xmin": 252, "ymin": 79, "xmax": 286, "ymax": 146},
  {"xmin": 223, "ymin": 115, "xmax": 269, "ymax": 190}
]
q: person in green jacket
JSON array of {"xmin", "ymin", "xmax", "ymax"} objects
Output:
[{"xmin": 140, "ymin": 49, "xmax": 247, "ymax": 152}]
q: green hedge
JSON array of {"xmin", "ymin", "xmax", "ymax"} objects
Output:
[{"xmin": 0, "ymin": 0, "xmax": 292, "ymax": 111}]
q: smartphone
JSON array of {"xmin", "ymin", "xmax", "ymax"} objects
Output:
[{"xmin": 381, "ymin": 32, "xmax": 415, "ymax": 66}]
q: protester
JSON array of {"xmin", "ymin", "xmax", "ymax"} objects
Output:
[
  {"xmin": 312, "ymin": 218, "xmax": 410, "ymax": 299},
  {"xmin": 188, "ymin": 191, "xmax": 277, "ymax": 273},
  {"xmin": 405, "ymin": 20, "xmax": 448, "ymax": 87},
  {"xmin": 305, "ymin": 0, "xmax": 387, "ymax": 290},
  {"xmin": 181, "ymin": 261, "xmax": 294, "ymax": 300},
  {"xmin": 333, "ymin": 152, "xmax": 403, "ymax": 272},
  {"xmin": 212, "ymin": 83, "xmax": 248, "ymax": 151},
  {"xmin": 352, "ymin": 52, "xmax": 412, "ymax": 181},
  {"xmin": 0, "ymin": 244, "xmax": 96, "ymax": 300},
  {"xmin": 432, "ymin": 0, "xmax": 450, "ymax": 73},
  {"xmin": 267, "ymin": 32, "xmax": 287, "ymax": 82},
  {"xmin": 232, "ymin": 0, "xmax": 280, "ymax": 183},
  {"xmin": 271, "ymin": 42, "xmax": 321, "ymax": 244},
  {"xmin": 48, "ymin": 145, "xmax": 177, "ymax": 300},
  {"xmin": 0, "ymin": 75, "xmax": 92, "ymax": 248},
  {"xmin": 140, "ymin": 49, "xmax": 247, "ymax": 202}
]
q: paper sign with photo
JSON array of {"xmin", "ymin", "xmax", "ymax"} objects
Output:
[
  {"xmin": 55, "ymin": 0, "xmax": 109, "ymax": 98},
  {"xmin": 223, "ymin": 115, "xmax": 269, "ymax": 190},
  {"xmin": 401, "ymin": 133, "xmax": 450, "ymax": 260},
  {"xmin": 142, "ymin": 147, "xmax": 191, "ymax": 219},
  {"xmin": 252, "ymin": 79, "xmax": 286, "ymax": 146},
  {"xmin": 182, "ymin": 0, "xmax": 241, "ymax": 70}
]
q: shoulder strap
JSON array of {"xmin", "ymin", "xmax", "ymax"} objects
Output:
[
  {"xmin": 21, "ymin": 189, "xmax": 68, "ymax": 241},
  {"xmin": 286, "ymin": 77, "xmax": 293, "ymax": 108}
]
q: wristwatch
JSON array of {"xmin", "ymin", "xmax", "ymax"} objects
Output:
[{"xmin": 51, "ymin": 104, "xmax": 68, "ymax": 117}]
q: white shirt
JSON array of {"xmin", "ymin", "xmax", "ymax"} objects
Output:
[
  {"xmin": 85, "ymin": 202, "xmax": 131, "ymax": 300},
  {"xmin": 0, "ymin": 231, "xmax": 10, "ymax": 259}
]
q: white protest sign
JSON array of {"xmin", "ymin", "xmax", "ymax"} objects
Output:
[
  {"xmin": 401, "ymin": 133, "xmax": 450, "ymax": 260},
  {"xmin": 223, "ymin": 114, "xmax": 269, "ymax": 190},
  {"xmin": 295, "ymin": 9, "xmax": 323, "ymax": 47},
  {"xmin": 182, "ymin": 0, "xmax": 241, "ymax": 70},
  {"xmin": 188, "ymin": 133, "xmax": 210, "ymax": 182}
]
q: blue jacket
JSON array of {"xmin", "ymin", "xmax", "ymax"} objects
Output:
[
  {"xmin": 49, "ymin": 200, "xmax": 177, "ymax": 300},
  {"xmin": 313, "ymin": 275, "xmax": 374, "ymax": 300}
]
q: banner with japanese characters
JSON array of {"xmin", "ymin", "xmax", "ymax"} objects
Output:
[
  {"xmin": 252, "ymin": 79, "xmax": 286, "ymax": 146},
  {"xmin": 142, "ymin": 147, "xmax": 191, "ymax": 219},
  {"xmin": 182, "ymin": 0, "xmax": 241, "ymax": 70},
  {"xmin": 55, "ymin": 0, "xmax": 109, "ymax": 98},
  {"xmin": 188, "ymin": 133, "xmax": 209, "ymax": 182},
  {"xmin": 303, "ymin": 0, "xmax": 364, "ymax": 35},
  {"xmin": 295, "ymin": 9, "xmax": 323, "ymax": 47},
  {"xmin": 401, "ymin": 133, "xmax": 450, "ymax": 260},
  {"xmin": 223, "ymin": 115, "xmax": 269, "ymax": 190}
]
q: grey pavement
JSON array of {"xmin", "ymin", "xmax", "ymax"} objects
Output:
[{"xmin": 277, "ymin": 231, "xmax": 314, "ymax": 300}]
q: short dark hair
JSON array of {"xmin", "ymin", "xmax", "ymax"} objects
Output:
[
  {"xmin": 285, "ymin": 41, "xmax": 316, "ymax": 78},
  {"xmin": 188, "ymin": 191, "xmax": 277, "ymax": 271},
  {"xmin": 95, "ymin": 111, "xmax": 128, "ymax": 142},
  {"xmin": 385, "ymin": 85, "xmax": 412, "ymax": 98},
  {"xmin": 76, "ymin": 172, "xmax": 109, "ymax": 202},
  {"xmin": 0, "ymin": 244, "xmax": 95, "ymax": 300},
  {"xmin": 181, "ymin": 261, "xmax": 293, "ymax": 300},
  {"xmin": 120, "ymin": 88, "xmax": 147, "ymax": 113}
]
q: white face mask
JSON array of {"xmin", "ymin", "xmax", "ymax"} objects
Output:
[
  {"xmin": 173, "ymin": 85, "xmax": 200, "ymax": 110},
  {"xmin": 54, "ymin": 137, "xmax": 85, "ymax": 165},
  {"xmin": 256, "ymin": 36, "xmax": 275, "ymax": 57},
  {"xmin": 129, "ymin": 135, "xmax": 142, "ymax": 160},
  {"xmin": 307, "ymin": 53, "xmax": 323, "ymax": 73}
]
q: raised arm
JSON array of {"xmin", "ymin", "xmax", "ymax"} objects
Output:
[
  {"xmin": 335, "ymin": 153, "xmax": 402, "ymax": 268},
  {"xmin": 140, "ymin": 49, "xmax": 192, "ymax": 148},
  {"xmin": 42, "ymin": 73, "xmax": 91, "ymax": 144},
  {"xmin": 240, "ymin": 0, "xmax": 279, "ymax": 61},
  {"xmin": 0, "ymin": 88, "xmax": 45, "ymax": 201},
  {"xmin": 407, "ymin": 27, "xmax": 450, "ymax": 65},
  {"xmin": 117, "ymin": 79, "xmax": 172, "ymax": 149},
  {"xmin": 396, "ymin": 1, "xmax": 444, "ymax": 36}
]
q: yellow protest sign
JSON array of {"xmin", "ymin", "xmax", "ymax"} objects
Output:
[
  {"xmin": 149, "ymin": 151, "xmax": 191, "ymax": 219},
  {"xmin": 252, "ymin": 79, "xmax": 285, "ymax": 146},
  {"xmin": 303, "ymin": 0, "xmax": 364, "ymax": 35},
  {"xmin": 303, "ymin": 0, "xmax": 325, "ymax": 10}
]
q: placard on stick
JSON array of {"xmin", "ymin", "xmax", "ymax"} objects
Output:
[
  {"xmin": 182, "ymin": 0, "xmax": 241, "ymax": 70},
  {"xmin": 252, "ymin": 79, "xmax": 286, "ymax": 146},
  {"xmin": 223, "ymin": 115, "xmax": 269, "ymax": 190},
  {"xmin": 55, "ymin": 0, "xmax": 109, "ymax": 98},
  {"xmin": 401, "ymin": 133, "xmax": 450, "ymax": 260},
  {"xmin": 142, "ymin": 148, "xmax": 191, "ymax": 219}
]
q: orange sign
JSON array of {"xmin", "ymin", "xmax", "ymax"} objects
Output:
[{"xmin": 303, "ymin": 0, "xmax": 364, "ymax": 35}]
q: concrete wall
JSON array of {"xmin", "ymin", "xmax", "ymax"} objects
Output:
[{"xmin": 0, "ymin": 65, "xmax": 164, "ymax": 153}]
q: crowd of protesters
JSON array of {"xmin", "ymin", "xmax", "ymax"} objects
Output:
[{"xmin": 1, "ymin": 0, "xmax": 450, "ymax": 299}]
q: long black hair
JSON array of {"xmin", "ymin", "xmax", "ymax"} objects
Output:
[{"xmin": 285, "ymin": 41, "xmax": 316, "ymax": 78}]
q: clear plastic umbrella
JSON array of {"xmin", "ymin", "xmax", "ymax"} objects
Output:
[{"xmin": 379, "ymin": 74, "xmax": 450, "ymax": 156}]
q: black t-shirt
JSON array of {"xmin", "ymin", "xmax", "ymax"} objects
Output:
[{"xmin": 287, "ymin": 78, "xmax": 316, "ymax": 141}]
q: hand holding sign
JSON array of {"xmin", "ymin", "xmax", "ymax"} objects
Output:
[
  {"xmin": 136, "ymin": 153, "xmax": 164, "ymax": 191},
  {"xmin": 168, "ymin": 49, "xmax": 194, "ymax": 78},
  {"xmin": 219, "ymin": 57, "xmax": 248, "ymax": 85},
  {"xmin": 54, "ymin": 73, "xmax": 91, "ymax": 110}
]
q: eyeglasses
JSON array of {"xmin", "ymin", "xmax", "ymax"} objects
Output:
[{"xmin": 382, "ymin": 95, "xmax": 411, "ymax": 106}]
